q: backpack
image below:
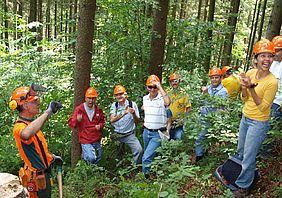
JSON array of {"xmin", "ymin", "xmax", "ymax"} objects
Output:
[
  {"xmin": 115, "ymin": 100, "xmax": 133, "ymax": 109},
  {"xmin": 214, "ymin": 155, "xmax": 260, "ymax": 191}
]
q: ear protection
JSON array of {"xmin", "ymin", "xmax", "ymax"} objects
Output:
[
  {"xmin": 9, "ymin": 95, "xmax": 28, "ymax": 110},
  {"xmin": 9, "ymin": 100, "xmax": 18, "ymax": 110}
]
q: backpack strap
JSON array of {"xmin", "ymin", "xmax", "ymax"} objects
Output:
[
  {"xmin": 128, "ymin": 100, "xmax": 132, "ymax": 108},
  {"xmin": 115, "ymin": 100, "xmax": 132, "ymax": 109}
]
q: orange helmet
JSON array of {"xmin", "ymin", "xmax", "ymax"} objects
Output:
[
  {"xmin": 209, "ymin": 67, "xmax": 222, "ymax": 77},
  {"xmin": 271, "ymin": 36, "xmax": 282, "ymax": 50},
  {"xmin": 221, "ymin": 66, "xmax": 232, "ymax": 76},
  {"xmin": 146, "ymin": 74, "xmax": 160, "ymax": 86},
  {"xmin": 169, "ymin": 73, "xmax": 180, "ymax": 81},
  {"xmin": 9, "ymin": 86, "xmax": 39, "ymax": 110},
  {"xmin": 85, "ymin": 87, "xmax": 98, "ymax": 97},
  {"xmin": 114, "ymin": 85, "xmax": 126, "ymax": 95},
  {"xmin": 253, "ymin": 38, "xmax": 275, "ymax": 55}
]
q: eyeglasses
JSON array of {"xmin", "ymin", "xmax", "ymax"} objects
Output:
[
  {"xmin": 148, "ymin": 86, "xmax": 158, "ymax": 89},
  {"xmin": 170, "ymin": 80, "xmax": 179, "ymax": 83}
]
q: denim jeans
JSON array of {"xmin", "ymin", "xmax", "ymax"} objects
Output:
[
  {"xmin": 270, "ymin": 103, "xmax": 282, "ymax": 120},
  {"xmin": 142, "ymin": 128, "xmax": 161, "ymax": 174},
  {"xmin": 235, "ymin": 115, "xmax": 269, "ymax": 189},
  {"xmin": 195, "ymin": 115, "xmax": 210, "ymax": 157},
  {"xmin": 170, "ymin": 126, "xmax": 184, "ymax": 140},
  {"xmin": 116, "ymin": 132, "xmax": 143, "ymax": 164},
  {"xmin": 81, "ymin": 142, "xmax": 102, "ymax": 164}
]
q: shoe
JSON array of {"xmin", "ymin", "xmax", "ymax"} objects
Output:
[
  {"xmin": 233, "ymin": 188, "xmax": 247, "ymax": 198},
  {"xmin": 196, "ymin": 155, "xmax": 204, "ymax": 162}
]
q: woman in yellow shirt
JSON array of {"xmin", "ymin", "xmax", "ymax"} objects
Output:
[{"xmin": 233, "ymin": 39, "xmax": 278, "ymax": 197}]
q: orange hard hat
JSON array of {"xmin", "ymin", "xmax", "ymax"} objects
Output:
[
  {"xmin": 146, "ymin": 74, "xmax": 160, "ymax": 86},
  {"xmin": 253, "ymin": 38, "xmax": 275, "ymax": 55},
  {"xmin": 169, "ymin": 73, "xmax": 180, "ymax": 81},
  {"xmin": 221, "ymin": 66, "xmax": 232, "ymax": 76},
  {"xmin": 114, "ymin": 85, "xmax": 126, "ymax": 95},
  {"xmin": 9, "ymin": 86, "xmax": 39, "ymax": 110},
  {"xmin": 209, "ymin": 67, "xmax": 222, "ymax": 77},
  {"xmin": 271, "ymin": 36, "xmax": 282, "ymax": 50},
  {"xmin": 85, "ymin": 87, "xmax": 98, "ymax": 97}
]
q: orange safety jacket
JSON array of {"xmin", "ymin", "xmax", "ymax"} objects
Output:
[{"xmin": 13, "ymin": 118, "xmax": 53, "ymax": 171}]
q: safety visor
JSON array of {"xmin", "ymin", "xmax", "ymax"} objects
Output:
[{"xmin": 19, "ymin": 92, "xmax": 39, "ymax": 105}]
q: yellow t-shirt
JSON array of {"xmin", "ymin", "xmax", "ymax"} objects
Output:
[
  {"xmin": 242, "ymin": 69, "xmax": 278, "ymax": 121},
  {"xmin": 222, "ymin": 75, "xmax": 241, "ymax": 99},
  {"xmin": 168, "ymin": 88, "xmax": 191, "ymax": 121}
]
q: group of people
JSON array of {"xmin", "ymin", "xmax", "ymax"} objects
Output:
[{"xmin": 9, "ymin": 35, "xmax": 282, "ymax": 197}]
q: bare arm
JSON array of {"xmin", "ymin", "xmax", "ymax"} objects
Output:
[
  {"xmin": 20, "ymin": 112, "xmax": 49, "ymax": 140},
  {"xmin": 154, "ymin": 81, "xmax": 170, "ymax": 106},
  {"xmin": 110, "ymin": 106, "xmax": 129, "ymax": 123}
]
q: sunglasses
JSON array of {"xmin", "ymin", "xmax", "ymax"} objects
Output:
[
  {"xmin": 148, "ymin": 86, "xmax": 158, "ymax": 89},
  {"xmin": 170, "ymin": 79, "xmax": 179, "ymax": 83}
]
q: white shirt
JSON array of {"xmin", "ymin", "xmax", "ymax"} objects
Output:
[
  {"xmin": 143, "ymin": 93, "xmax": 167, "ymax": 129},
  {"xmin": 270, "ymin": 61, "xmax": 282, "ymax": 105}
]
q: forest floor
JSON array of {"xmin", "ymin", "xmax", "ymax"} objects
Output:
[{"xmin": 179, "ymin": 139, "xmax": 282, "ymax": 198}]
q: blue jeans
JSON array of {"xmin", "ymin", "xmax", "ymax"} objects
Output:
[
  {"xmin": 116, "ymin": 133, "xmax": 143, "ymax": 164},
  {"xmin": 195, "ymin": 114, "xmax": 210, "ymax": 157},
  {"xmin": 235, "ymin": 115, "xmax": 269, "ymax": 189},
  {"xmin": 142, "ymin": 128, "xmax": 161, "ymax": 174},
  {"xmin": 170, "ymin": 126, "xmax": 184, "ymax": 140},
  {"xmin": 270, "ymin": 103, "xmax": 282, "ymax": 120},
  {"xmin": 81, "ymin": 142, "xmax": 102, "ymax": 164}
]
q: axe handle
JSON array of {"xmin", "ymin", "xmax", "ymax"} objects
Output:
[{"xmin": 57, "ymin": 172, "xmax": 63, "ymax": 198}]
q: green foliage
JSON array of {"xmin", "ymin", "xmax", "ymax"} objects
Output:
[{"xmin": 0, "ymin": 0, "xmax": 281, "ymax": 197}]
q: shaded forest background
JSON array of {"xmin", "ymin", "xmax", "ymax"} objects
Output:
[{"xmin": 0, "ymin": 0, "xmax": 282, "ymax": 197}]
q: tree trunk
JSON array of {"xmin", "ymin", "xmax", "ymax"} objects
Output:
[
  {"xmin": 72, "ymin": 0, "xmax": 96, "ymax": 167},
  {"xmin": 179, "ymin": 0, "xmax": 186, "ymax": 19},
  {"xmin": 257, "ymin": 0, "xmax": 267, "ymax": 40},
  {"xmin": 266, "ymin": 0, "xmax": 282, "ymax": 40},
  {"xmin": 197, "ymin": 0, "xmax": 202, "ymax": 20},
  {"xmin": 4, "ymin": 0, "xmax": 9, "ymax": 46},
  {"xmin": 203, "ymin": 0, "xmax": 209, "ymax": 21},
  {"xmin": 29, "ymin": 0, "xmax": 37, "ymax": 45},
  {"xmin": 54, "ymin": 0, "xmax": 58, "ymax": 39},
  {"xmin": 148, "ymin": 0, "xmax": 170, "ymax": 81},
  {"xmin": 221, "ymin": 0, "xmax": 240, "ymax": 66},
  {"xmin": 37, "ymin": 0, "xmax": 43, "ymax": 42},
  {"xmin": 46, "ymin": 0, "xmax": 51, "ymax": 40},
  {"xmin": 203, "ymin": 0, "xmax": 215, "ymax": 72},
  {"xmin": 245, "ymin": 0, "xmax": 261, "ymax": 71}
]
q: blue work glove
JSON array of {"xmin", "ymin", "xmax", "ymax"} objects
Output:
[{"xmin": 46, "ymin": 101, "xmax": 63, "ymax": 116}]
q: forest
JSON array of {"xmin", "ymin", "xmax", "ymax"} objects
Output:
[{"xmin": 0, "ymin": 0, "xmax": 282, "ymax": 197}]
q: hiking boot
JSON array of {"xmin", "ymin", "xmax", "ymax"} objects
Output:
[
  {"xmin": 196, "ymin": 155, "xmax": 204, "ymax": 162},
  {"xmin": 233, "ymin": 188, "xmax": 248, "ymax": 198}
]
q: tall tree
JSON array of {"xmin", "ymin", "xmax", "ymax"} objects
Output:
[
  {"xmin": 221, "ymin": 0, "xmax": 240, "ymax": 66},
  {"xmin": 203, "ymin": 0, "xmax": 215, "ymax": 72},
  {"xmin": 245, "ymin": 0, "xmax": 261, "ymax": 71},
  {"xmin": 29, "ymin": 0, "xmax": 37, "ymax": 44},
  {"xmin": 46, "ymin": 0, "xmax": 51, "ymax": 39},
  {"xmin": 71, "ymin": 0, "xmax": 96, "ymax": 167},
  {"xmin": 203, "ymin": 0, "xmax": 209, "ymax": 21},
  {"xmin": 148, "ymin": 0, "xmax": 169, "ymax": 81},
  {"xmin": 4, "ymin": 0, "xmax": 9, "ymax": 46},
  {"xmin": 266, "ymin": 0, "xmax": 282, "ymax": 40},
  {"xmin": 257, "ymin": 0, "xmax": 267, "ymax": 40}
]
